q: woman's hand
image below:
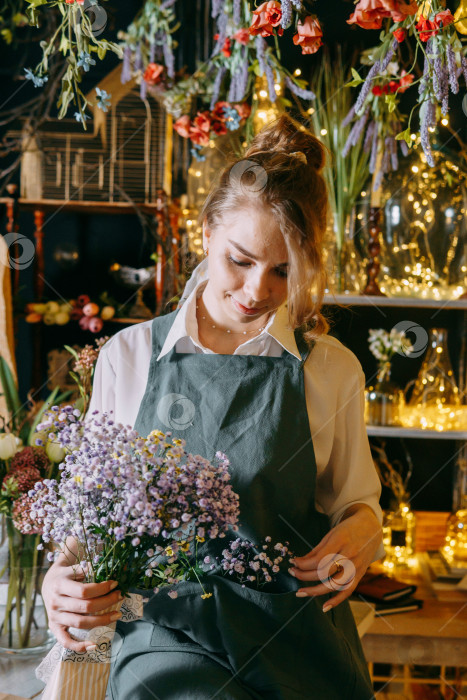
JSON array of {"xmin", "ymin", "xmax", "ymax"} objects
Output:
[
  {"xmin": 287, "ymin": 504, "xmax": 382, "ymax": 612},
  {"xmin": 42, "ymin": 560, "xmax": 123, "ymax": 653}
]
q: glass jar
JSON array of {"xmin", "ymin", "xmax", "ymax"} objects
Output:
[
  {"xmin": 365, "ymin": 362, "xmax": 403, "ymax": 426},
  {"xmin": 0, "ymin": 515, "xmax": 54, "ymax": 655},
  {"xmin": 401, "ymin": 328, "xmax": 462, "ymax": 431},
  {"xmin": 382, "ymin": 502, "xmax": 416, "ymax": 567}
]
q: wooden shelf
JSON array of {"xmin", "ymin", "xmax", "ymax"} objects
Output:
[
  {"xmin": 366, "ymin": 425, "xmax": 467, "ymax": 440},
  {"xmin": 323, "ymin": 294, "xmax": 467, "ymax": 310}
]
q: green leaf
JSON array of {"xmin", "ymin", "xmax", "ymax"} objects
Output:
[
  {"xmin": 385, "ymin": 94, "xmax": 397, "ymax": 113},
  {"xmin": 1, "ymin": 29, "xmax": 13, "ymax": 44},
  {"xmin": 0, "ymin": 356, "xmax": 20, "ymax": 418},
  {"xmin": 345, "ymin": 69, "xmax": 364, "ymax": 88},
  {"xmin": 395, "ymin": 128, "xmax": 412, "ymax": 147},
  {"xmin": 97, "ymin": 44, "xmax": 107, "ymax": 60}
]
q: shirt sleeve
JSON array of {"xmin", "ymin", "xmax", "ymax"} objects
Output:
[
  {"xmin": 315, "ymin": 366, "xmax": 386, "ymax": 563},
  {"xmin": 86, "ymin": 343, "xmax": 117, "ymax": 419}
]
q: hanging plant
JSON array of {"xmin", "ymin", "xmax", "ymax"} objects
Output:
[
  {"xmin": 343, "ymin": 0, "xmax": 467, "ymax": 185},
  {"xmin": 21, "ymin": 0, "xmax": 122, "ymax": 126}
]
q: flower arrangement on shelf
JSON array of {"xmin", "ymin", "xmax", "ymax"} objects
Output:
[
  {"xmin": 343, "ymin": 0, "xmax": 467, "ymax": 186},
  {"xmin": 365, "ymin": 327, "xmax": 414, "ymax": 427},
  {"xmin": 25, "ymin": 294, "xmax": 118, "ymax": 332},
  {"xmin": 64, "ymin": 337, "xmax": 109, "ymax": 416}
]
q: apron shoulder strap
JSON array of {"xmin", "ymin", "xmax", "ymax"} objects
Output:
[
  {"xmin": 293, "ymin": 325, "xmax": 316, "ymax": 370},
  {"xmin": 151, "ymin": 308, "xmax": 180, "ymax": 357}
]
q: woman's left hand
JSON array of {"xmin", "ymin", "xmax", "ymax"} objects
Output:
[{"xmin": 287, "ymin": 504, "xmax": 382, "ymax": 612}]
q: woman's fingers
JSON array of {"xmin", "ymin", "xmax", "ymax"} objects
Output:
[
  {"xmin": 51, "ymin": 609, "xmax": 122, "ymax": 631},
  {"xmin": 53, "ymin": 572, "xmax": 119, "ymax": 600},
  {"xmin": 49, "ymin": 623, "xmax": 96, "ymax": 654},
  {"xmin": 51, "ymin": 589, "xmax": 122, "ymax": 615}
]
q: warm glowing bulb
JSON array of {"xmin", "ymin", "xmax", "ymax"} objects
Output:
[
  {"xmin": 294, "ymin": 68, "xmax": 301, "ymax": 76},
  {"xmin": 259, "ymin": 90, "xmax": 267, "ymax": 98},
  {"xmin": 411, "ymin": 165, "xmax": 419, "ymax": 173},
  {"xmin": 307, "ymin": 107, "xmax": 315, "ymax": 115},
  {"xmin": 320, "ymin": 128, "xmax": 327, "ymax": 136},
  {"xmin": 441, "ymin": 117, "xmax": 449, "ymax": 126}
]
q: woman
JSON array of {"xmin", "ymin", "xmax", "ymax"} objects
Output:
[{"xmin": 42, "ymin": 114, "xmax": 384, "ymax": 699}]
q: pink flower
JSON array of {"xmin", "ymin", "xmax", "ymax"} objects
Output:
[
  {"xmin": 293, "ymin": 16, "xmax": 323, "ymax": 55},
  {"xmin": 143, "ymin": 63, "xmax": 165, "ymax": 85},
  {"xmin": 189, "ymin": 128, "xmax": 210, "ymax": 147},
  {"xmin": 233, "ymin": 28, "xmax": 250, "ymax": 44},
  {"xmin": 347, "ymin": 0, "xmax": 417, "ymax": 30},
  {"xmin": 249, "ymin": 1, "xmax": 284, "ymax": 37},
  {"xmin": 174, "ymin": 115, "xmax": 192, "ymax": 139},
  {"xmin": 434, "ymin": 9, "xmax": 454, "ymax": 28},
  {"xmin": 193, "ymin": 111, "xmax": 212, "ymax": 133},
  {"xmin": 398, "ymin": 70, "xmax": 414, "ymax": 93},
  {"xmin": 211, "ymin": 101, "xmax": 230, "ymax": 121},
  {"xmin": 234, "ymin": 102, "xmax": 252, "ymax": 120}
]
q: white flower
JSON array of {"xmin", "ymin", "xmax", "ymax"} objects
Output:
[{"xmin": 0, "ymin": 433, "xmax": 19, "ymax": 460}]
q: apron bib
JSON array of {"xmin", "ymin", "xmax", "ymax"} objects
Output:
[{"xmin": 109, "ymin": 309, "xmax": 374, "ymax": 700}]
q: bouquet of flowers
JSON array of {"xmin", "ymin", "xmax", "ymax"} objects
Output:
[
  {"xmin": 368, "ymin": 326, "xmax": 414, "ymax": 381},
  {"xmin": 33, "ymin": 407, "xmax": 241, "ymax": 698}
]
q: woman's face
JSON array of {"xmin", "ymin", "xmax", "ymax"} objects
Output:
[{"xmin": 202, "ymin": 207, "xmax": 289, "ymax": 329}]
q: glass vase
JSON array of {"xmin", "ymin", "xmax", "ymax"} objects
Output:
[
  {"xmin": 382, "ymin": 502, "xmax": 416, "ymax": 568},
  {"xmin": 401, "ymin": 328, "xmax": 462, "ymax": 431},
  {"xmin": 365, "ymin": 362, "xmax": 403, "ymax": 426},
  {"xmin": 0, "ymin": 515, "xmax": 54, "ymax": 655}
]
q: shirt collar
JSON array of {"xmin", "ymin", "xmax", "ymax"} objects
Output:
[{"xmin": 156, "ymin": 278, "xmax": 301, "ymax": 361}]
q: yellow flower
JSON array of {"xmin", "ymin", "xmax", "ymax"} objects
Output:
[
  {"xmin": 201, "ymin": 592, "xmax": 212, "ymax": 599},
  {"xmin": 74, "ymin": 475, "xmax": 83, "ymax": 484},
  {"xmin": 180, "ymin": 542, "xmax": 190, "ymax": 552},
  {"xmin": 195, "ymin": 536, "xmax": 205, "ymax": 543},
  {"xmin": 165, "ymin": 546, "xmax": 174, "ymax": 557},
  {"xmin": 173, "ymin": 439, "xmax": 182, "ymax": 446}
]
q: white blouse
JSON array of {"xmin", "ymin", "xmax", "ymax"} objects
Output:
[{"xmin": 88, "ymin": 279, "xmax": 385, "ymax": 562}]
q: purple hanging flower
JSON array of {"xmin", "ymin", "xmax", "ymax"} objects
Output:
[
  {"xmin": 121, "ymin": 46, "xmax": 132, "ymax": 84},
  {"xmin": 380, "ymin": 39, "xmax": 398, "ymax": 72},
  {"xmin": 134, "ymin": 44, "xmax": 143, "ymax": 72},
  {"xmin": 265, "ymin": 61, "xmax": 277, "ymax": 103},
  {"xmin": 281, "ymin": 0, "xmax": 293, "ymax": 28},
  {"xmin": 461, "ymin": 57, "xmax": 467, "ymax": 85},
  {"xmin": 163, "ymin": 40, "xmax": 175, "ymax": 79},
  {"xmin": 149, "ymin": 42, "xmax": 156, "ymax": 64},
  {"xmin": 355, "ymin": 61, "xmax": 381, "ymax": 115},
  {"xmin": 212, "ymin": 11, "xmax": 228, "ymax": 57},
  {"xmin": 290, "ymin": 0, "xmax": 302, "ymax": 8},
  {"xmin": 399, "ymin": 139, "xmax": 409, "ymax": 157},
  {"xmin": 210, "ymin": 65, "xmax": 227, "ymax": 110},
  {"xmin": 285, "ymin": 76, "xmax": 316, "ymax": 101},
  {"xmin": 228, "ymin": 69, "xmax": 240, "ymax": 102},
  {"xmin": 342, "ymin": 104, "xmax": 356, "ymax": 128},
  {"xmin": 388, "ymin": 135, "xmax": 398, "ymax": 171},
  {"xmin": 369, "ymin": 125, "xmax": 379, "ymax": 174},
  {"xmin": 256, "ymin": 36, "xmax": 267, "ymax": 75},
  {"xmin": 236, "ymin": 47, "xmax": 250, "ymax": 101},
  {"xmin": 161, "ymin": 0, "xmax": 177, "ymax": 8},
  {"xmin": 419, "ymin": 38, "xmax": 432, "ymax": 99},
  {"xmin": 420, "ymin": 99, "xmax": 436, "ymax": 167},
  {"xmin": 233, "ymin": 0, "xmax": 241, "ymax": 25},
  {"xmin": 363, "ymin": 120, "xmax": 376, "ymax": 153},
  {"xmin": 140, "ymin": 79, "xmax": 148, "ymax": 101},
  {"xmin": 211, "ymin": 0, "xmax": 225, "ymax": 19},
  {"xmin": 446, "ymin": 45, "xmax": 459, "ymax": 95}
]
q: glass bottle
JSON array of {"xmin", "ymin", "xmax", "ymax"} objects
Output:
[
  {"xmin": 382, "ymin": 502, "xmax": 416, "ymax": 568},
  {"xmin": 403, "ymin": 328, "xmax": 461, "ymax": 430}
]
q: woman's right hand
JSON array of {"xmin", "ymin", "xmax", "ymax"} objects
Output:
[{"xmin": 42, "ymin": 560, "xmax": 123, "ymax": 653}]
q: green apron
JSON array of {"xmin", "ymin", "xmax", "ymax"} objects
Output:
[{"xmin": 108, "ymin": 309, "xmax": 375, "ymax": 700}]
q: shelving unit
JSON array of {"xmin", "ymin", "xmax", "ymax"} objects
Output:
[
  {"xmin": 323, "ymin": 293, "xmax": 467, "ymax": 310},
  {"xmin": 366, "ymin": 426, "xmax": 467, "ymax": 440}
]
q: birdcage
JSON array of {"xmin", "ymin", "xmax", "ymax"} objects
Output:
[{"xmin": 9, "ymin": 65, "xmax": 172, "ymax": 204}]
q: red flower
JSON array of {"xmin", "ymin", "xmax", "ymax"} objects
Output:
[
  {"xmin": 143, "ymin": 63, "xmax": 165, "ymax": 85},
  {"xmin": 293, "ymin": 16, "xmax": 323, "ymax": 55},
  {"xmin": 234, "ymin": 102, "xmax": 252, "ymax": 120},
  {"xmin": 389, "ymin": 80, "xmax": 399, "ymax": 92},
  {"xmin": 347, "ymin": 0, "xmax": 417, "ymax": 30},
  {"xmin": 233, "ymin": 28, "xmax": 250, "ymax": 44},
  {"xmin": 11, "ymin": 446, "xmax": 49, "ymax": 473},
  {"xmin": 193, "ymin": 111, "xmax": 212, "ymax": 133},
  {"xmin": 372, "ymin": 85, "xmax": 383, "ymax": 96},
  {"xmin": 398, "ymin": 70, "xmax": 414, "ymax": 93},
  {"xmin": 174, "ymin": 115, "xmax": 192, "ymax": 138},
  {"xmin": 434, "ymin": 9, "xmax": 454, "ymax": 27},
  {"xmin": 416, "ymin": 17, "xmax": 438, "ymax": 41},
  {"xmin": 212, "ymin": 101, "xmax": 230, "ymax": 121},
  {"xmin": 211, "ymin": 119, "xmax": 228, "ymax": 136},
  {"xmin": 222, "ymin": 37, "xmax": 232, "ymax": 57},
  {"xmin": 393, "ymin": 27, "xmax": 407, "ymax": 42},
  {"xmin": 213, "ymin": 34, "xmax": 232, "ymax": 57},
  {"xmin": 2, "ymin": 466, "xmax": 41, "ymax": 497},
  {"xmin": 189, "ymin": 128, "xmax": 211, "ymax": 147},
  {"xmin": 249, "ymin": 1, "xmax": 284, "ymax": 37}
]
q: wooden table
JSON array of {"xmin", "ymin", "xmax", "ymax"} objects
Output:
[{"xmin": 359, "ymin": 556, "xmax": 467, "ymax": 697}]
